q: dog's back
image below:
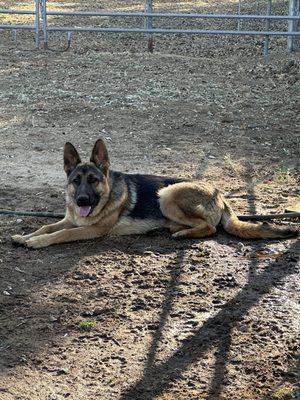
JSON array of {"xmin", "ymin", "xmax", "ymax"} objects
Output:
[{"xmin": 122, "ymin": 173, "xmax": 184, "ymax": 219}]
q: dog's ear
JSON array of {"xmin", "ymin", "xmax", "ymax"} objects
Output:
[
  {"xmin": 90, "ymin": 139, "xmax": 110, "ymax": 174},
  {"xmin": 64, "ymin": 142, "xmax": 81, "ymax": 175}
]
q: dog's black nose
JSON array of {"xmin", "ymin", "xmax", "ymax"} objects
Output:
[{"xmin": 77, "ymin": 195, "xmax": 90, "ymax": 206}]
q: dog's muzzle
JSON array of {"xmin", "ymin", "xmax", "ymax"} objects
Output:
[{"xmin": 77, "ymin": 195, "xmax": 92, "ymax": 217}]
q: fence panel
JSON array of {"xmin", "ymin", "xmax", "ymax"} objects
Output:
[
  {"xmin": 0, "ymin": 1, "xmax": 299, "ymax": 54},
  {"xmin": 0, "ymin": 1, "xmax": 40, "ymax": 48}
]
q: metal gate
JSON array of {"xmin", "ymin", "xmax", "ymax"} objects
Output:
[
  {"xmin": 0, "ymin": 1, "xmax": 40, "ymax": 48},
  {"xmin": 0, "ymin": 0, "xmax": 299, "ymax": 56}
]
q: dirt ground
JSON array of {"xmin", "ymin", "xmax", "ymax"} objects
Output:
[{"xmin": 0, "ymin": 1, "xmax": 300, "ymax": 400}]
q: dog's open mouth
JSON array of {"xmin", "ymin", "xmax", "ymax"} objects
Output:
[{"xmin": 79, "ymin": 206, "xmax": 92, "ymax": 218}]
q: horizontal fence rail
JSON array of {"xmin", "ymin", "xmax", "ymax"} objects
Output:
[
  {"xmin": 0, "ymin": 0, "xmax": 299, "ymax": 55},
  {"xmin": 0, "ymin": 2, "xmax": 40, "ymax": 48},
  {"xmin": 44, "ymin": 27, "xmax": 300, "ymax": 36},
  {"xmin": 0, "ymin": 24, "xmax": 36, "ymax": 29},
  {"xmin": 0, "ymin": 9, "xmax": 36, "ymax": 15},
  {"xmin": 43, "ymin": 11, "xmax": 300, "ymax": 20}
]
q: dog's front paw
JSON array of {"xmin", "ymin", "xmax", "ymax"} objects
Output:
[
  {"xmin": 25, "ymin": 236, "xmax": 50, "ymax": 249},
  {"xmin": 11, "ymin": 234, "xmax": 27, "ymax": 246}
]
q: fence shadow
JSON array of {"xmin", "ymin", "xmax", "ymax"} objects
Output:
[
  {"xmin": 0, "ymin": 231, "xmax": 181, "ymax": 373},
  {"xmin": 121, "ymin": 161, "xmax": 299, "ymax": 399},
  {"xmin": 121, "ymin": 238, "xmax": 299, "ymax": 400},
  {"xmin": 207, "ymin": 161, "xmax": 261, "ymax": 399}
]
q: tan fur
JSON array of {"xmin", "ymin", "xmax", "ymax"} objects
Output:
[
  {"xmin": 221, "ymin": 202, "xmax": 297, "ymax": 239},
  {"xmin": 12, "ymin": 163, "xmax": 129, "ymax": 248},
  {"xmin": 172, "ymin": 224, "xmax": 217, "ymax": 239},
  {"xmin": 159, "ymin": 183, "xmax": 297, "ymax": 240},
  {"xmin": 24, "ymin": 211, "xmax": 120, "ymax": 249},
  {"xmin": 12, "ymin": 140, "xmax": 298, "ymax": 249},
  {"xmin": 11, "ymin": 218, "xmax": 74, "ymax": 245},
  {"xmin": 158, "ymin": 182, "xmax": 223, "ymax": 239}
]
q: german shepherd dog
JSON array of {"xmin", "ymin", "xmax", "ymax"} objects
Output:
[{"xmin": 12, "ymin": 139, "xmax": 298, "ymax": 249}]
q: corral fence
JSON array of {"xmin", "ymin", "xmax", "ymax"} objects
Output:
[{"xmin": 0, "ymin": 0, "xmax": 299, "ymax": 56}]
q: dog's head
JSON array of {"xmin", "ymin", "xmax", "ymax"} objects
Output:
[{"xmin": 64, "ymin": 139, "xmax": 110, "ymax": 218}]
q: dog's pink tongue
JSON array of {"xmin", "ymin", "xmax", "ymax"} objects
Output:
[{"xmin": 79, "ymin": 206, "xmax": 91, "ymax": 217}]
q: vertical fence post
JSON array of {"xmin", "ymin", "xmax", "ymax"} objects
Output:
[
  {"xmin": 288, "ymin": 0, "xmax": 300, "ymax": 51},
  {"xmin": 40, "ymin": 0, "xmax": 48, "ymax": 49},
  {"xmin": 67, "ymin": 31, "xmax": 73, "ymax": 49},
  {"xmin": 145, "ymin": 0, "xmax": 154, "ymax": 52},
  {"xmin": 264, "ymin": 0, "xmax": 272, "ymax": 58},
  {"xmin": 11, "ymin": 29, "xmax": 17, "ymax": 42},
  {"xmin": 237, "ymin": 0, "xmax": 242, "ymax": 30},
  {"xmin": 35, "ymin": 0, "xmax": 40, "ymax": 49}
]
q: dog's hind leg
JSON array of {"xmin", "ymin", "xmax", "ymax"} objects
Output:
[
  {"xmin": 167, "ymin": 221, "xmax": 188, "ymax": 234},
  {"xmin": 159, "ymin": 199, "xmax": 206, "ymax": 227},
  {"xmin": 161, "ymin": 202, "xmax": 216, "ymax": 239},
  {"xmin": 12, "ymin": 217, "xmax": 74, "ymax": 245},
  {"xmin": 158, "ymin": 183, "xmax": 220, "ymax": 239},
  {"xmin": 172, "ymin": 223, "xmax": 216, "ymax": 239}
]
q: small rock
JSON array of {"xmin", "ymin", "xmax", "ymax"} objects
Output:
[
  {"xmin": 3, "ymin": 291, "xmax": 10, "ymax": 296},
  {"xmin": 16, "ymin": 218, "xmax": 23, "ymax": 224},
  {"xmin": 143, "ymin": 250, "xmax": 154, "ymax": 256},
  {"xmin": 236, "ymin": 242, "xmax": 245, "ymax": 254},
  {"xmin": 15, "ymin": 267, "xmax": 25, "ymax": 274},
  {"xmin": 56, "ymin": 368, "xmax": 68, "ymax": 375},
  {"xmin": 221, "ymin": 113, "xmax": 234, "ymax": 123},
  {"xmin": 247, "ymin": 123, "xmax": 261, "ymax": 129},
  {"xmin": 33, "ymin": 143, "xmax": 46, "ymax": 151},
  {"xmin": 183, "ymin": 121, "xmax": 194, "ymax": 127}
]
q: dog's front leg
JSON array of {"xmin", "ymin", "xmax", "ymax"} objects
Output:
[
  {"xmin": 24, "ymin": 213, "xmax": 119, "ymax": 249},
  {"xmin": 12, "ymin": 217, "xmax": 74, "ymax": 245}
]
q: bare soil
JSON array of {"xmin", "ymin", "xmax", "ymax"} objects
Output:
[{"xmin": 0, "ymin": 1, "xmax": 299, "ymax": 399}]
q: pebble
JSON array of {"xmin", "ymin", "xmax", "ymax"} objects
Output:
[
  {"xmin": 221, "ymin": 113, "xmax": 234, "ymax": 123},
  {"xmin": 56, "ymin": 368, "xmax": 68, "ymax": 375},
  {"xmin": 143, "ymin": 250, "xmax": 154, "ymax": 256},
  {"xmin": 16, "ymin": 219, "xmax": 23, "ymax": 224},
  {"xmin": 33, "ymin": 143, "xmax": 46, "ymax": 151},
  {"xmin": 247, "ymin": 123, "xmax": 261, "ymax": 129},
  {"xmin": 236, "ymin": 242, "xmax": 245, "ymax": 254},
  {"xmin": 15, "ymin": 267, "xmax": 25, "ymax": 273}
]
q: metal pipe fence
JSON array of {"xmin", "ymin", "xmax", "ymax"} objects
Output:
[
  {"xmin": 0, "ymin": 4, "xmax": 40, "ymax": 48},
  {"xmin": 288, "ymin": 0, "xmax": 300, "ymax": 50},
  {"xmin": 0, "ymin": 0, "xmax": 299, "ymax": 55}
]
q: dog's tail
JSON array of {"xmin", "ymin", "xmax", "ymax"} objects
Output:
[{"xmin": 220, "ymin": 201, "xmax": 298, "ymax": 239}]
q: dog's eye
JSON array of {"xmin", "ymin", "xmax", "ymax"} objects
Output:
[
  {"xmin": 73, "ymin": 176, "xmax": 81, "ymax": 185},
  {"xmin": 88, "ymin": 176, "xmax": 99, "ymax": 184}
]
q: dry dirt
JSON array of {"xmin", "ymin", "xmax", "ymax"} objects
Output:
[{"xmin": 0, "ymin": 1, "xmax": 300, "ymax": 400}]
